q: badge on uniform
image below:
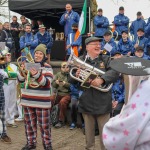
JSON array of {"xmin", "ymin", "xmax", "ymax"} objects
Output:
[{"xmin": 100, "ymin": 62, "xmax": 105, "ymax": 68}]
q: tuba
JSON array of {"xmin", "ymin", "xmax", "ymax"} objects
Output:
[
  {"xmin": 67, "ymin": 53, "xmax": 113, "ymax": 92},
  {"xmin": 17, "ymin": 47, "xmax": 39, "ymax": 88}
]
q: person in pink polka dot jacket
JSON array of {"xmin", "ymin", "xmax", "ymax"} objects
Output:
[{"xmin": 103, "ymin": 77, "xmax": 150, "ymax": 150}]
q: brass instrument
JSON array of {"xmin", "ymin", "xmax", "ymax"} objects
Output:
[
  {"xmin": 102, "ymin": 49, "xmax": 108, "ymax": 55},
  {"xmin": 17, "ymin": 47, "xmax": 39, "ymax": 88},
  {"xmin": 67, "ymin": 53, "xmax": 113, "ymax": 92},
  {"xmin": 0, "ymin": 55, "xmax": 6, "ymax": 64}
]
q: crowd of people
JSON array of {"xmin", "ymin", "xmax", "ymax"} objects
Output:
[{"xmin": 0, "ymin": 3, "xmax": 150, "ymax": 150}]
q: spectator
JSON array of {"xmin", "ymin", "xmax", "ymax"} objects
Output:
[
  {"xmin": 130, "ymin": 11, "xmax": 146, "ymax": 40},
  {"xmin": 59, "ymin": 3, "xmax": 80, "ymax": 38},
  {"xmin": 50, "ymin": 62, "xmax": 71, "ymax": 128},
  {"xmin": 113, "ymin": 6, "xmax": 129, "ymax": 41},
  {"xmin": 94, "ymin": 8, "xmax": 109, "ymax": 39},
  {"xmin": 20, "ymin": 23, "xmax": 38, "ymax": 58},
  {"xmin": 0, "ymin": 23, "xmax": 3, "ymax": 41},
  {"xmin": 117, "ymin": 30, "xmax": 133, "ymax": 56},
  {"xmin": 19, "ymin": 15, "xmax": 28, "ymax": 37},
  {"xmin": 0, "ymin": 48, "xmax": 18, "ymax": 128},
  {"xmin": 66, "ymin": 23, "xmax": 82, "ymax": 60},
  {"xmin": 103, "ymin": 76, "xmax": 150, "ymax": 150},
  {"xmin": 31, "ymin": 20, "xmax": 38, "ymax": 35},
  {"xmin": 36, "ymin": 24, "xmax": 53, "ymax": 64},
  {"xmin": 101, "ymin": 31, "xmax": 117, "ymax": 56},
  {"xmin": 10, "ymin": 16, "xmax": 20, "ymax": 59},
  {"xmin": 0, "ymin": 22, "xmax": 15, "ymax": 61},
  {"xmin": 133, "ymin": 28, "xmax": 148, "ymax": 54},
  {"xmin": 134, "ymin": 46, "xmax": 150, "ymax": 60},
  {"xmin": 37, "ymin": 19, "xmax": 43, "ymax": 26}
]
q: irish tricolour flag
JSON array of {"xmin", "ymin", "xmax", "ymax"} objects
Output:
[{"xmin": 73, "ymin": 0, "xmax": 87, "ymax": 57}]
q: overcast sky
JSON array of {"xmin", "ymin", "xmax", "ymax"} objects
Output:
[{"xmin": 96, "ymin": 0, "xmax": 150, "ymax": 23}]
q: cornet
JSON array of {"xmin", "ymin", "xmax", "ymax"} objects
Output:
[
  {"xmin": 67, "ymin": 53, "xmax": 113, "ymax": 92},
  {"xmin": 17, "ymin": 47, "xmax": 39, "ymax": 88}
]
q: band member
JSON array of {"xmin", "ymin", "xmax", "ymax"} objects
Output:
[
  {"xmin": 17, "ymin": 44, "xmax": 53, "ymax": 150},
  {"xmin": 0, "ymin": 50, "xmax": 11, "ymax": 144},
  {"xmin": 0, "ymin": 48, "xmax": 18, "ymax": 128},
  {"xmin": 94, "ymin": 8, "xmax": 109, "ymax": 39},
  {"xmin": 134, "ymin": 46, "xmax": 150, "ymax": 60},
  {"xmin": 113, "ymin": 6, "xmax": 129, "ymax": 41},
  {"xmin": 74, "ymin": 37, "xmax": 119, "ymax": 150},
  {"xmin": 117, "ymin": 30, "xmax": 134, "ymax": 56},
  {"xmin": 133, "ymin": 28, "xmax": 148, "ymax": 54},
  {"xmin": 101, "ymin": 31, "xmax": 117, "ymax": 56},
  {"xmin": 59, "ymin": 3, "xmax": 80, "ymax": 38},
  {"xmin": 130, "ymin": 11, "xmax": 146, "ymax": 40},
  {"xmin": 66, "ymin": 23, "xmax": 82, "ymax": 60}
]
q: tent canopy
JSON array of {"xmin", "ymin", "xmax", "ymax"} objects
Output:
[
  {"xmin": 9, "ymin": 0, "xmax": 90, "ymax": 32},
  {"xmin": 9, "ymin": 0, "xmax": 90, "ymax": 19}
]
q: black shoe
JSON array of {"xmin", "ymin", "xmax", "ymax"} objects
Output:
[
  {"xmin": 21, "ymin": 144, "xmax": 36, "ymax": 150},
  {"xmin": 95, "ymin": 129, "xmax": 99, "ymax": 136},
  {"xmin": 54, "ymin": 121, "xmax": 65, "ymax": 128},
  {"xmin": 43, "ymin": 144, "xmax": 53, "ymax": 150}
]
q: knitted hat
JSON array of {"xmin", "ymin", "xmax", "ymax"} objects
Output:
[{"xmin": 34, "ymin": 44, "xmax": 47, "ymax": 56}]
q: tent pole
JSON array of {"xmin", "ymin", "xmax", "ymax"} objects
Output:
[
  {"xmin": 89, "ymin": 6, "xmax": 91, "ymax": 33},
  {"xmin": 8, "ymin": 2, "xmax": 11, "ymax": 29}
]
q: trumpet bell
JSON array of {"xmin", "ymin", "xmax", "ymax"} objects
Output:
[{"xmin": 102, "ymin": 50, "xmax": 107, "ymax": 55}]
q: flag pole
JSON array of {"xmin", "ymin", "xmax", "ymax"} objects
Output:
[{"xmin": 89, "ymin": 6, "xmax": 91, "ymax": 33}]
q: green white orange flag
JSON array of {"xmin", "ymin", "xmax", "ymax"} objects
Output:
[{"xmin": 72, "ymin": 0, "xmax": 87, "ymax": 57}]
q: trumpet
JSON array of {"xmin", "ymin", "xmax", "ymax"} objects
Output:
[
  {"xmin": 101, "ymin": 49, "xmax": 108, "ymax": 55},
  {"xmin": 68, "ymin": 53, "xmax": 113, "ymax": 92},
  {"xmin": 17, "ymin": 47, "xmax": 39, "ymax": 88}
]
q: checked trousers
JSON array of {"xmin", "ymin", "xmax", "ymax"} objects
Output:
[{"xmin": 24, "ymin": 107, "xmax": 52, "ymax": 148}]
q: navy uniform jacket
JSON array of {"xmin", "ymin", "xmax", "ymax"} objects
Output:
[
  {"xmin": 101, "ymin": 38, "xmax": 117, "ymax": 56},
  {"xmin": 94, "ymin": 15, "xmax": 109, "ymax": 37},
  {"xmin": 66, "ymin": 31, "xmax": 82, "ymax": 56},
  {"xmin": 59, "ymin": 10, "xmax": 79, "ymax": 38},
  {"xmin": 117, "ymin": 38, "xmax": 134, "ymax": 55},
  {"xmin": 132, "ymin": 36, "xmax": 148, "ymax": 54},
  {"xmin": 112, "ymin": 79, "xmax": 125, "ymax": 103},
  {"xmin": 113, "ymin": 13, "xmax": 129, "ymax": 36},
  {"xmin": 130, "ymin": 18, "xmax": 146, "ymax": 40}
]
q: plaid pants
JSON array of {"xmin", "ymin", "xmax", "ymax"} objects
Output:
[
  {"xmin": 24, "ymin": 107, "xmax": 52, "ymax": 148},
  {"xmin": 0, "ymin": 106, "xmax": 6, "ymax": 137},
  {"xmin": 0, "ymin": 75, "xmax": 7, "ymax": 137}
]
